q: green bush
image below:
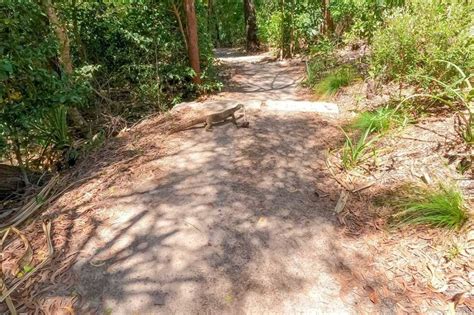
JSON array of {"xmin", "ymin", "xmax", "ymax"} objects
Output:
[
  {"xmin": 340, "ymin": 0, "xmax": 407, "ymax": 44},
  {"xmin": 61, "ymin": 1, "xmax": 217, "ymax": 107},
  {"xmin": 257, "ymin": 1, "xmax": 322, "ymax": 57},
  {"xmin": 0, "ymin": 1, "xmax": 88, "ymax": 168},
  {"xmin": 0, "ymin": 1, "xmax": 219, "ymax": 171},
  {"xmin": 305, "ymin": 39, "xmax": 338, "ymax": 86},
  {"xmin": 370, "ymin": 2, "xmax": 473, "ymax": 83}
]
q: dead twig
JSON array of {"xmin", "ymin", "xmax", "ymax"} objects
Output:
[
  {"xmin": 325, "ymin": 156, "xmax": 353, "ymax": 191},
  {"xmin": 0, "ymin": 229, "xmax": 17, "ymax": 315},
  {"xmin": 0, "ymin": 220, "xmax": 54, "ymax": 303},
  {"xmin": 0, "ymin": 176, "xmax": 58, "ymax": 230},
  {"xmin": 352, "ymin": 181, "xmax": 376, "ymax": 193}
]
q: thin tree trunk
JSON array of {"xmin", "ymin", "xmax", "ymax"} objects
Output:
[
  {"xmin": 184, "ymin": 0, "xmax": 201, "ymax": 84},
  {"xmin": 42, "ymin": 0, "xmax": 73, "ymax": 73},
  {"xmin": 243, "ymin": 0, "xmax": 259, "ymax": 52},
  {"xmin": 289, "ymin": 0, "xmax": 295, "ymax": 57},
  {"xmin": 172, "ymin": 2, "xmax": 188, "ymax": 51},
  {"xmin": 41, "ymin": 0, "xmax": 88, "ymax": 132},
  {"xmin": 321, "ymin": 0, "xmax": 334, "ymax": 35},
  {"xmin": 279, "ymin": 0, "xmax": 285, "ymax": 59}
]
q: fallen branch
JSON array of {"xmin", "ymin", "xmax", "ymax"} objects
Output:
[
  {"xmin": 0, "ymin": 221, "xmax": 54, "ymax": 303},
  {"xmin": 352, "ymin": 181, "xmax": 376, "ymax": 193},
  {"xmin": 334, "ymin": 190, "xmax": 349, "ymax": 214},
  {"xmin": 325, "ymin": 156, "xmax": 353, "ymax": 191},
  {"xmin": 0, "ymin": 229, "xmax": 17, "ymax": 315},
  {"xmin": 0, "ymin": 176, "xmax": 59, "ymax": 230}
]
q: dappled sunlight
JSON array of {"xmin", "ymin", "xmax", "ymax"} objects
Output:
[{"xmin": 53, "ymin": 108, "xmax": 404, "ymax": 314}]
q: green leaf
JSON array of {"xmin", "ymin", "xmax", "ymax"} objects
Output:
[{"xmin": 0, "ymin": 60, "xmax": 13, "ymax": 74}]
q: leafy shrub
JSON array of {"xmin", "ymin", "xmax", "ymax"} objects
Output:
[
  {"xmin": 63, "ymin": 1, "xmax": 217, "ymax": 107},
  {"xmin": 257, "ymin": 1, "xmax": 322, "ymax": 57},
  {"xmin": 0, "ymin": 1, "xmax": 88, "ymax": 168},
  {"xmin": 314, "ymin": 67, "xmax": 356, "ymax": 97},
  {"xmin": 1, "ymin": 1, "xmax": 220, "ymax": 172},
  {"xmin": 305, "ymin": 39, "xmax": 338, "ymax": 86},
  {"xmin": 391, "ymin": 184, "xmax": 468, "ymax": 229},
  {"xmin": 341, "ymin": 0, "xmax": 407, "ymax": 44},
  {"xmin": 35, "ymin": 105, "xmax": 71, "ymax": 151},
  {"xmin": 370, "ymin": 2, "xmax": 473, "ymax": 83}
]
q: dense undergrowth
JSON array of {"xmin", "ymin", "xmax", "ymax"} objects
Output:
[
  {"xmin": 0, "ymin": 1, "xmax": 220, "ymax": 174},
  {"xmin": 304, "ymin": 0, "xmax": 473, "ymax": 229}
]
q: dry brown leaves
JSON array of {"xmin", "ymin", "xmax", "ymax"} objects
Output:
[
  {"xmin": 0, "ymin": 109, "xmax": 204, "ymax": 313},
  {"xmin": 325, "ymin": 102, "xmax": 473, "ymax": 313}
]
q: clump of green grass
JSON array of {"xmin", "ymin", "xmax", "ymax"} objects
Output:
[
  {"xmin": 351, "ymin": 106, "xmax": 409, "ymax": 134},
  {"xmin": 340, "ymin": 126, "xmax": 378, "ymax": 170},
  {"xmin": 315, "ymin": 67, "xmax": 355, "ymax": 97},
  {"xmin": 457, "ymin": 113, "xmax": 474, "ymax": 146},
  {"xmin": 392, "ymin": 184, "xmax": 468, "ymax": 229}
]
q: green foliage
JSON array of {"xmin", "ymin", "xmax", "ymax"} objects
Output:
[
  {"xmin": 0, "ymin": 0, "xmax": 219, "ymax": 171},
  {"xmin": 35, "ymin": 105, "xmax": 71, "ymax": 151},
  {"xmin": 340, "ymin": 126, "xmax": 378, "ymax": 170},
  {"xmin": 351, "ymin": 106, "xmax": 409, "ymax": 133},
  {"xmin": 305, "ymin": 38, "xmax": 338, "ymax": 84},
  {"xmin": 459, "ymin": 114, "xmax": 474, "ymax": 145},
  {"xmin": 61, "ymin": 1, "xmax": 217, "ymax": 107},
  {"xmin": 210, "ymin": 0, "xmax": 245, "ymax": 46},
  {"xmin": 257, "ymin": 0, "xmax": 322, "ymax": 57},
  {"xmin": 341, "ymin": 0, "xmax": 407, "ymax": 44},
  {"xmin": 397, "ymin": 60, "xmax": 473, "ymax": 144},
  {"xmin": 0, "ymin": 1, "xmax": 88, "ymax": 166},
  {"xmin": 314, "ymin": 67, "xmax": 355, "ymax": 97},
  {"xmin": 391, "ymin": 184, "xmax": 468, "ymax": 229},
  {"xmin": 370, "ymin": 2, "xmax": 473, "ymax": 83}
]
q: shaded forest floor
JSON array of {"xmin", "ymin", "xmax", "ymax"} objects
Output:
[{"xmin": 2, "ymin": 49, "xmax": 473, "ymax": 314}]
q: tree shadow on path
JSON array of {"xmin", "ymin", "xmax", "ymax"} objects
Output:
[{"xmin": 66, "ymin": 110, "xmax": 406, "ymax": 314}]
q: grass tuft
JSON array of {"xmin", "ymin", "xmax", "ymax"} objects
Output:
[
  {"xmin": 314, "ymin": 67, "xmax": 355, "ymax": 97},
  {"xmin": 340, "ymin": 126, "xmax": 378, "ymax": 170},
  {"xmin": 351, "ymin": 106, "xmax": 409, "ymax": 134},
  {"xmin": 392, "ymin": 184, "xmax": 468, "ymax": 229}
]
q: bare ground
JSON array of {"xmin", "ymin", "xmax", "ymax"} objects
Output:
[
  {"xmin": 71, "ymin": 50, "xmax": 375, "ymax": 314},
  {"xmin": 2, "ymin": 49, "xmax": 473, "ymax": 314}
]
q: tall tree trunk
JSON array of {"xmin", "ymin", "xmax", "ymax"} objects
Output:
[
  {"xmin": 41, "ymin": 0, "xmax": 88, "ymax": 133},
  {"xmin": 279, "ymin": 0, "xmax": 285, "ymax": 59},
  {"xmin": 289, "ymin": 0, "xmax": 295, "ymax": 57},
  {"xmin": 321, "ymin": 0, "xmax": 334, "ymax": 35},
  {"xmin": 42, "ymin": 0, "xmax": 73, "ymax": 73},
  {"xmin": 243, "ymin": 0, "xmax": 259, "ymax": 52},
  {"xmin": 184, "ymin": 0, "xmax": 201, "ymax": 84}
]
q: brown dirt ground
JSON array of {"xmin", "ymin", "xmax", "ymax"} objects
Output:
[{"xmin": 1, "ymin": 49, "xmax": 473, "ymax": 314}]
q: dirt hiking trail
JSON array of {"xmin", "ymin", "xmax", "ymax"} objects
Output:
[{"xmin": 70, "ymin": 49, "xmax": 385, "ymax": 314}]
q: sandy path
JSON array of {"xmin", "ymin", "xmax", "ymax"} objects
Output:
[{"xmin": 73, "ymin": 49, "xmax": 371, "ymax": 314}]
